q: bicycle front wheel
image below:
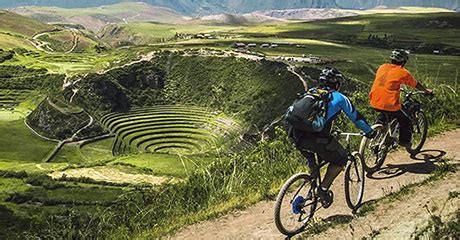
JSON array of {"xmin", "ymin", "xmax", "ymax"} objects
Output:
[
  {"xmin": 344, "ymin": 152, "xmax": 365, "ymax": 211},
  {"xmin": 407, "ymin": 111, "xmax": 428, "ymax": 154},
  {"xmin": 359, "ymin": 124, "xmax": 387, "ymax": 172},
  {"xmin": 274, "ymin": 173, "xmax": 317, "ymax": 237}
]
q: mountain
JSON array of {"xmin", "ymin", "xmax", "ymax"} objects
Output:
[
  {"xmin": 198, "ymin": 13, "xmax": 285, "ymax": 25},
  {"xmin": 254, "ymin": 8, "xmax": 358, "ymax": 21},
  {"xmin": 12, "ymin": 2, "xmax": 186, "ymax": 32},
  {"xmin": 254, "ymin": 7, "xmax": 453, "ymax": 21},
  {"xmin": 2, "ymin": 1, "xmax": 459, "ymax": 15}
]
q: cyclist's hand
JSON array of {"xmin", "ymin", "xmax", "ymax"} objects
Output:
[
  {"xmin": 365, "ymin": 130, "xmax": 377, "ymax": 139},
  {"xmin": 331, "ymin": 129, "xmax": 342, "ymax": 138}
]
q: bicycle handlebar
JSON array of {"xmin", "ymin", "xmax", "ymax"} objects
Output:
[{"xmin": 331, "ymin": 129, "xmax": 364, "ymax": 140}]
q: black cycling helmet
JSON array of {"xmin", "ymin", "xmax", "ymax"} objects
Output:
[
  {"xmin": 318, "ymin": 67, "xmax": 345, "ymax": 89},
  {"xmin": 390, "ymin": 49, "xmax": 410, "ymax": 63}
]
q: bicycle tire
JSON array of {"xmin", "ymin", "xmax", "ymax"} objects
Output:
[
  {"xmin": 360, "ymin": 124, "xmax": 387, "ymax": 172},
  {"xmin": 406, "ymin": 111, "xmax": 428, "ymax": 154},
  {"xmin": 274, "ymin": 173, "xmax": 317, "ymax": 236},
  {"xmin": 344, "ymin": 152, "xmax": 365, "ymax": 211}
]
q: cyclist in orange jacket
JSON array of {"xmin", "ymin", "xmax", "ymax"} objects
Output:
[{"xmin": 369, "ymin": 49, "xmax": 432, "ymax": 148}]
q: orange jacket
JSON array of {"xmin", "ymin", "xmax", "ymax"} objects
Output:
[{"xmin": 369, "ymin": 63, "xmax": 417, "ymax": 111}]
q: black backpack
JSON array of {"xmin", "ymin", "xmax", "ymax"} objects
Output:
[{"xmin": 284, "ymin": 88, "xmax": 330, "ymax": 132}]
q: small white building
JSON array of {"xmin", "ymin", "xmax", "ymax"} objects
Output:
[{"xmin": 273, "ymin": 42, "xmax": 290, "ymax": 46}]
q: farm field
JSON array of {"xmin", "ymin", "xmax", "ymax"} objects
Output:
[{"xmin": 0, "ymin": 5, "xmax": 458, "ymax": 239}]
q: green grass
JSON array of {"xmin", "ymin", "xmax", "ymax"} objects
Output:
[
  {"xmin": 2, "ymin": 46, "xmax": 143, "ymax": 75},
  {"xmin": 110, "ymin": 153, "xmax": 212, "ymax": 178},
  {"xmin": 0, "ymin": 33, "xmax": 34, "ymax": 50},
  {"xmin": 0, "ymin": 177, "xmax": 29, "ymax": 200},
  {"xmin": 41, "ymin": 187, "xmax": 124, "ymax": 202},
  {"xmin": 0, "ymin": 10, "xmax": 52, "ymax": 38},
  {"xmin": 0, "ymin": 10, "xmax": 458, "ymax": 239},
  {"xmin": 52, "ymin": 139, "xmax": 114, "ymax": 164},
  {"xmin": 238, "ymin": 13, "xmax": 460, "ymax": 46},
  {"xmin": 0, "ymin": 119, "xmax": 55, "ymax": 163}
]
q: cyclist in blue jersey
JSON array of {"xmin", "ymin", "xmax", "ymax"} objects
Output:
[{"xmin": 287, "ymin": 67, "xmax": 375, "ymax": 208}]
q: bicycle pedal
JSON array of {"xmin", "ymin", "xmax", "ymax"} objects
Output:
[{"xmin": 292, "ymin": 196, "xmax": 306, "ymax": 214}]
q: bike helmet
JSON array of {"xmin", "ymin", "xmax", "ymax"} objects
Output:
[
  {"xmin": 390, "ymin": 49, "xmax": 410, "ymax": 63},
  {"xmin": 318, "ymin": 67, "xmax": 345, "ymax": 89}
]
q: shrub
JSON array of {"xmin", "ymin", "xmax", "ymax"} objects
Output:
[
  {"xmin": 25, "ymin": 174, "xmax": 65, "ymax": 190},
  {"xmin": 0, "ymin": 170, "xmax": 28, "ymax": 179}
]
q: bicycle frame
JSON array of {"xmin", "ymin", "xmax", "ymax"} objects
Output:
[
  {"xmin": 378, "ymin": 89, "xmax": 426, "ymax": 149},
  {"xmin": 304, "ymin": 131, "xmax": 363, "ymax": 201}
]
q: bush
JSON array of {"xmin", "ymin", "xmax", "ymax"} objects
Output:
[
  {"xmin": 0, "ymin": 49, "xmax": 14, "ymax": 63},
  {"xmin": 0, "ymin": 170, "xmax": 28, "ymax": 179},
  {"xmin": 25, "ymin": 174, "xmax": 65, "ymax": 190}
]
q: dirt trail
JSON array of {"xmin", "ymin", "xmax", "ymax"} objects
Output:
[{"xmin": 172, "ymin": 129, "xmax": 460, "ymax": 239}]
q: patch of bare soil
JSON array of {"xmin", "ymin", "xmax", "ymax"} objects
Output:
[
  {"xmin": 49, "ymin": 166, "xmax": 170, "ymax": 185},
  {"xmin": 306, "ymin": 171, "xmax": 459, "ymax": 239},
  {"xmin": 172, "ymin": 129, "xmax": 460, "ymax": 239}
]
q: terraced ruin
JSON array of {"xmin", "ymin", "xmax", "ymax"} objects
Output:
[
  {"xmin": 101, "ymin": 105, "xmax": 241, "ymax": 155},
  {"xmin": 0, "ymin": 89, "xmax": 31, "ymax": 108}
]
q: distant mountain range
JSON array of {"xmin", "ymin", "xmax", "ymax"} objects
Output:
[
  {"xmin": 2, "ymin": 1, "xmax": 459, "ymax": 15},
  {"xmin": 12, "ymin": 2, "xmax": 186, "ymax": 32}
]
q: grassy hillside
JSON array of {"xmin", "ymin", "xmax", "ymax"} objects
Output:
[
  {"xmin": 13, "ymin": 2, "xmax": 185, "ymax": 32},
  {"xmin": 0, "ymin": 9, "xmax": 458, "ymax": 239},
  {"xmin": 72, "ymin": 55, "xmax": 302, "ymax": 128},
  {"xmin": 99, "ymin": 22, "xmax": 238, "ymax": 47},
  {"xmin": 0, "ymin": 10, "xmax": 111, "ymax": 54},
  {"xmin": 240, "ymin": 12, "xmax": 460, "ymax": 49},
  {"xmin": 0, "ymin": 10, "xmax": 55, "ymax": 50},
  {"xmin": 0, "ymin": 10, "xmax": 53, "ymax": 37}
]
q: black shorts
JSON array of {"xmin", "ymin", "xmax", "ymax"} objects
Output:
[{"xmin": 288, "ymin": 127, "xmax": 348, "ymax": 167}]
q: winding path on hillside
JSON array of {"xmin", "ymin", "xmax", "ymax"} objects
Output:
[
  {"xmin": 65, "ymin": 31, "xmax": 79, "ymax": 54},
  {"xmin": 31, "ymin": 31, "xmax": 55, "ymax": 53},
  {"xmin": 287, "ymin": 65, "xmax": 309, "ymax": 90},
  {"xmin": 172, "ymin": 129, "xmax": 460, "ymax": 239}
]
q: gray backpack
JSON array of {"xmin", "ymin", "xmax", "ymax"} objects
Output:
[{"xmin": 284, "ymin": 88, "xmax": 330, "ymax": 132}]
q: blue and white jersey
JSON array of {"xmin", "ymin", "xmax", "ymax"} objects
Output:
[{"xmin": 323, "ymin": 91, "xmax": 373, "ymax": 134}]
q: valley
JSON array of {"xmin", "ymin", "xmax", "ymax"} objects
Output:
[{"xmin": 0, "ymin": 2, "xmax": 458, "ymax": 239}]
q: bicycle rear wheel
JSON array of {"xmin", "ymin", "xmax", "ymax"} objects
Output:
[
  {"xmin": 359, "ymin": 124, "xmax": 387, "ymax": 172},
  {"xmin": 274, "ymin": 173, "xmax": 317, "ymax": 237},
  {"xmin": 344, "ymin": 152, "xmax": 365, "ymax": 211},
  {"xmin": 406, "ymin": 111, "xmax": 428, "ymax": 154}
]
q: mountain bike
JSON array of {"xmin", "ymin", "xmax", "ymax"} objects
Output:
[
  {"xmin": 274, "ymin": 130, "xmax": 365, "ymax": 237},
  {"xmin": 359, "ymin": 89, "xmax": 432, "ymax": 172}
]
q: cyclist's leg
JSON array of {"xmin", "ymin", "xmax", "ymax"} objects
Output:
[
  {"xmin": 287, "ymin": 127, "xmax": 318, "ymax": 171},
  {"xmin": 287, "ymin": 127, "xmax": 347, "ymax": 189},
  {"xmin": 317, "ymin": 137, "xmax": 348, "ymax": 189},
  {"xmin": 373, "ymin": 108, "xmax": 388, "ymax": 124},
  {"xmin": 393, "ymin": 110, "xmax": 412, "ymax": 145}
]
